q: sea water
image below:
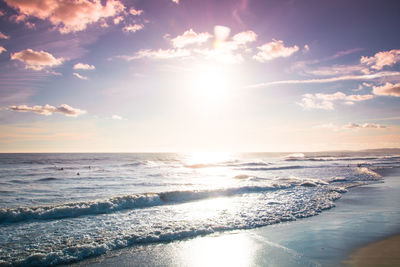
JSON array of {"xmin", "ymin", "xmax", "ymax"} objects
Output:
[{"xmin": 0, "ymin": 151, "xmax": 399, "ymax": 266}]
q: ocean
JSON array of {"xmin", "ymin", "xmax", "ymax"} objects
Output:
[{"xmin": 0, "ymin": 151, "xmax": 399, "ymax": 266}]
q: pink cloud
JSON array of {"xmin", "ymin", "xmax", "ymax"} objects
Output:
[
  {"xmin": 171, "ymin": 29, "xmax": 212, "ymax": 48},
  {"xmin": 129, "ymin": 8, "xmax": 143, "ymax": 16},
  {"xmin": 361, "ymin": 49, "xmax": 400, "ymax": 70},
  {"xmin": 232, "ymin": 30, "xmax": 257, "ymax": 45},
  {"xmin": 5, "ymin": 0, "xmax": 125, "ymax": 33},
  {"xmin": 11, "ymin": 49, "xmax": 64, "ymax": 71},
  {"xmin": 113, "ymin": 15, "xmax": 124, "ymax": 24},
  {"xmin": 0, "ymin": 46, "xmax": 6, "ymax": 55},
  {"xmin": 372, "ymin": 82, "xmax": 400, "ymax": 97},
  {"xmin": 9, "ymin": 104, "xmax": 86, "ymax": 117},
  {"xmin": 73, "ymin": 63, "xmax": 95, "ymax": 70},
  {"xmin": 0, "ymin": 32, "xmax": 9, "ymax": 39},
  {"xmin": 253, "ymin": 39, "xmax": 299, "ymax": 62},
  {"xmin": 171, "ymin": 0, "xmax": 179, "ymax": 3},
  {"xmin": 123, "ymin": 24, "xmax": 144, "ymax": 33}
]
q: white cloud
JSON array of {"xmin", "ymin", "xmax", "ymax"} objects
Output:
[
  {"xmin": 232, "ymin": 30, "xmax": 257, "ymax": 45},
  {"xmin": 11, "ymin": 49, "xmax": 64, "ymax": 71},
  {"xmin": 171, "ymin": 29, "xmax": 212, "ymax": 48},
  {"xmin": 194, "ymin": 48, "xmax": 244, "ymax": 64},
  {"xmin": 129, "ymin": 8, "xmax": 143, "ymax": 16},
  {"xmin": 171, "ymin": 0, "xmax": 179, "ymax": 3},
  {"xmin": 298, "ymin": 92, "xmax": 373, "ymax": 110},
  {"xmin": 246, "ymin": 71, "xmax": 400, "ymax": 88},
  {"xmin": 112, "ymin": 115, "xmax": 123, "ymax": 120},
  {"xmin": 123, "ymin": 24, "xmax": 144, "ymax": 33},
  {"xmin": 0, "ymin": 46, "xmax": 6, "ymax": 55},
  {"xmin": 253, "ymin": 39, "xmax": 299, "ymax": 62},
  {"xmin": 344, "ymin": 122, "xmax": 386, "ymax": 129},
  {"xmin": 361, "ymin": 49, "xmax": 400, "ymax": 70},
  {"xmin": 73, "ymin": 63, "xmax": 95, "ymax": 70},
  {"xmin": 9, "ymin": 104, "xmax": 86, "ymax": 117},
  {"xmin": 122, "ymin": 48, "xmax": 191, "ymax": 60},
  {"xmin": 5, "ymin": 0, "xmax": 125, "ymax": 33},
  {"xmin": 0, "ymin": 32, "xmax": 9, "ymax": 39},
  {"xmin": 315, "ymin": 122, "xmax": 387, "ymax": 130},
  {"xmin": 372, "ymin": 82, "xmax": 400, "ymax": 97},
  {"xmin": 73, "ymin": 73, "xmax": 88, "ymax": 80}
]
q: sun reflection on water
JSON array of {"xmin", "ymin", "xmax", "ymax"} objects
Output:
[{"xmin": 178, "ymin": 233, "xmax": 257, "ymax": 267}]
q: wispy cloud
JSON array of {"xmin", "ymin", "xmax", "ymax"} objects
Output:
[
  {"xmin": 9, "ymin": 104, "xmax": 86, "ymax": 117},
  {"xmin": 73, "ymin": 63, "xmax": 95, "ymax": 70},
  {"xmin": 113, "ymin": 15, "xmax": 124, "ymax": 24},
  {"xmin": 0, "ymin": 46, "xmax": 6, "ymax": 55},
  {"xmin": 246, "ymin": 71, "xmax": 400, "ymax": 88},
  {"xmin": 73, "ymin": 73, "xmax": 88, "ymax": 80},
  {"xmin": 4, "ymin": 0, "xmax": 125, "ymax": 33},
  {"xmin": 120, "ymin": 48, "xmax": 190, "ymax": 61},
  {"xmin": 11, "ymin": 49, "xmax": 64, "ymax": 71},
  {"xmin": 123, "ymin": 24, "xmax": 144, "ymax": 33},
  {"xmin": 171, "ymin": 29, "xmax": 212, "ymax": 48},
  {"xmin": 112, "ymin": 115, "xmax": 123, "ymax": 120},
  {"xmin": 298, "ymin": 92, "xmax": 374, "ymax": 110},
  {"xmin": 372, "ymin": 82, "xmax": 400, "ymax": 97},
  {"xmin": 253, "ymin": 39, "xmax": 299, "ymax": 62},
  {"xmin": 0, "ymin": 31, "xmax": 9, "ymax": 39},
  {"xmin": 315, "ymin": 122, "xmax": 387, "ymax": 130},
  {"xmin": 361, "ymin": 49, "xmax": 400, "ymax": 70},
  {"xmin": 344, "ymin": 122, "xmax": 387, "ymax": 129}
]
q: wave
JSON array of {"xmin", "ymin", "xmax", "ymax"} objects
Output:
[
  {"xmin": 239, "ymin": 165, "xmax": 303, "ymax": 171},
  {"xmin": 3, "ymin": 190, "xmax": 343, "ymax": 267},
  {"xmin": 0, "ymin": 184, "xmax": 291, "ymax": 224},
  {"xmin": 284, "ymin": 155, "xmax": 400, "ymax": 162}
]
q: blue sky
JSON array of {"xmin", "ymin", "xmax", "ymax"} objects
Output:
[{"xmin": 0, "ymin": 0, "xmax": 399, "ymax": 152}]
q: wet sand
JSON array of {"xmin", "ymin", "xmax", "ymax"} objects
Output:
[{"xmin": 346, "ymin": 234, "xmax": 400, "ymax": 267}]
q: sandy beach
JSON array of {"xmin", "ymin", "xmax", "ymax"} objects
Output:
[
  {"xmin": 346, "ymin": 234, "xmax": 400, "ymax": 267},
  {"xmin": 66, "ymin": 167, "xmax": 400, "ymax": 267}
]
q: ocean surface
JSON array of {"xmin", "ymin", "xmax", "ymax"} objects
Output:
[{"xmin": 0, "ymin": 151, "xmax": 399, "ymax": 266}]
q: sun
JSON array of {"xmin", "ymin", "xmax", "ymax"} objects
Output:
[{"xmin": 189, "ymin": 64, "xmax": 233, "ymax": 106}]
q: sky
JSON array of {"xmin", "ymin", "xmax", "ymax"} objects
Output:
[{"xmin": 0, "ymin": 0, "xmax": 399, "ymax": 152}]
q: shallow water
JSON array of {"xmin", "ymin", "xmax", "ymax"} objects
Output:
[{"xmin": 0, "ymin": 152, "xmax": 399, "ymax": 266}]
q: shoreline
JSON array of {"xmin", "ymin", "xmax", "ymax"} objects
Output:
[{"xmin": 68, "ymin": 167, "xmax": 400, "ymax": 267}]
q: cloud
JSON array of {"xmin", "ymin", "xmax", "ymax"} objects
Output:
[
  {"xmin": 298, "ymin": 94, "xmax": 334, "ymax": 110},
  {"xmin": 171, "ymin": 0, "xmax": 179, "ymax": 3},
  {"xmin": 11, "ymin": 49, "xmax": 64, "ymax": 71},
  {"xmin": 113, "ymin": 15, "xmax": 124, "ymax": 24},
  {"xmin": 372, "ymin": 82, "xmax": 400, "ymax": 97},
  {"xmin": 315, "ymin": 122, "xmax": 387, "ymax": 130},
  {"xmin": 246, "ymin": 71, "xmax": 400, "ymax": 88},
  {"xmin": 73, "ymin": 63, "xmax": 95, "ymax": 70},
  {"xmin": 298, "ymin": 92, "xmax": 373, "ymax": 110},
  {"xmin": 0, "ymin": 32, "xmax": 9, "ymax": 39},
  {"xmin": 123, "ymin": 24, "xmax": 144, "ymax": 33},
  {"xmin": 121, "ymin": 48, "xmax": 190, "ymax": 60},
  {"xmin": 4, "ymin": 0, "xmax": 125, "ymax": 33},
  {"xmin": 361, "ymin": 49, "xmax": 400, "ymax": 70},
  {"xmin": 112, "ymin": 115, "xmax": 122, "ymax": 120},
  {"xmin": 171, "ymin": 29, "xmax": 212, "ymax": 48},
  {"xmin": 0, "ymin": 46, "xmax": 6, "ymax": 55},
  {"xmin": 73, "ymin": 73, "xmax": 88, "ymax": 80},
  {"xmin": 253, "ymin": 39, "xmax": 299, "ymax": 62},
  {"xmin": 232, "ymin": 30, "xmax": 257, "ymax": 45},
  {"xmin": 344, "ymin": 122, "xmax": 386, "ymax": 129},
  {"xmin": 9, "ymin": 104, "xmax": 86, "ymax": 117},
  {"xmin": 194, "ymin": 48, "xmax": 244, "ymax": 64},
  {"xmin": 129, "ymin": 8, "xmax": 143, "ymax": 16}
]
